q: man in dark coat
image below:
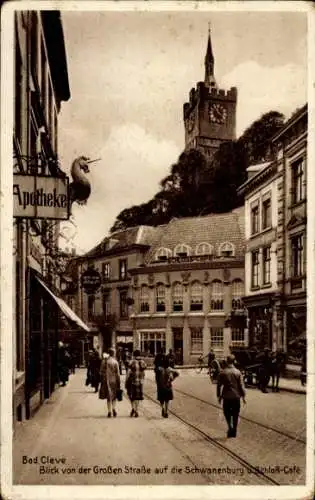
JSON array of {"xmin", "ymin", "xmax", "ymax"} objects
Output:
[
  {"xmin": 217, "ymin": 355, "xmax": 246, "ymax": 438},
  {"xmin": 87, "ymin": 349, "xmax": 101, "ymax": 392},
  {"xmin": 257, "ymin": 347, "xmax": 272, "ymax": 393},
  {"xmin": 57, "ymin": 342, "xmax": 70, "ymax": 387}
]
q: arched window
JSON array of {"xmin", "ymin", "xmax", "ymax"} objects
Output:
[
  {"xmin": 190, "ymin": 281, "xmax": 203, "ymax": 311},
  {"xmin": 174, "ymin": 243, "xmax": 192, "ymax": 257},
  {"xmin": 210, "ymin": 280, "xmax": 224, "ymax": 310},
  {"xmin": 140, "ymin": 285, "xmax": 150, "ymax": 313},
  {"xmin": 155, "ymin": 247, "xmax": 172, "ymax": 262},
  {"xmin": 232, "ymin": 279, "xmax": 244, "ymax": 310},
  {"xmin": 156, "ymin": 284, "xmax": 166, "ymax": 312},
  {"xmin": 219, "ymin": 242, "xmax": 235, "ymax": 258},
  {"xmin": 195, "ymin": 242, "xmax": 213, "ymax": 256},
  {"xmin": 172, "ymin": 282, "xmax": 184, "ymax": 312}
]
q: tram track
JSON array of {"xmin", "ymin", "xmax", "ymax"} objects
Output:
[
  {"xmin": 173, "ymin": 387, "xmax": 306, "ymax": 444},
  {"xmin": 144, "ymin": 389, "xmax": 281, "ymax": 486}
]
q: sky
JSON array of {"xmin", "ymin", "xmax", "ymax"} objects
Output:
[{"xmin": 57, "ymin": 7, "xmax": 307, "ymax": 254}]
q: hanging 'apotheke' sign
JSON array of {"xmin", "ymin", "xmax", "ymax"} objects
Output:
[
  {"xmin": 13, "ymin": 174, "xmax": 69, "ymax": 220},
  {"xmin": 81, "ymin": 269, "xmax": 102, "ymax": 294}
]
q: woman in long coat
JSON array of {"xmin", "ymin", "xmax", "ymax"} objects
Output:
[
  {"xmin": 99, "ymin": 348, "xmax": 121, "ymax": 417},
  {"xmin": 125, "ymin": 349, "xmax": 146, "ymax": 417},
  {"xmin": 156, "ymin": 358, "xmax": 179, "ymax": 418}
]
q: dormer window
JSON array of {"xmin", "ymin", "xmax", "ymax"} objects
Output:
[
  {"xmin": 155, "ymin": 247, "xmax": 172, "ymax": 262},
  {"xmin": 174, "ymin": 244, "xmax": 192, "ymax": 257},
  {"xmin": 196, "ymin": 242, "xmax": 213, "ymax": 256},
  {"xmin": 219, "ymin": 242, "xmax": 235, "ymax": 258}
]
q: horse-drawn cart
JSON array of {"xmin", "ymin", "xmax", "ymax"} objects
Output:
[{"xmin": 231, "ymin": 348, "xmax": 268, "ymax": 388}]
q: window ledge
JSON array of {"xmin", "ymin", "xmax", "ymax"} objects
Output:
[
  {"xmin": 250, "ymin": 227, "xmax": 274, "ymax": 239},
  {"xmin": 261, "ymin": 283, "xmax": 272, "ymax": 289},
  {"xmin": 208, "ymin": 311, "xmax": 225, "ymax": 316},
  {"xmin": 169, "ymin": 312, "xmax": 185, "ymax": 316},
  {"xmin": 250, "ymin": 286, "xmax": 260, "ymax": 292},
  {"xmin": 189, "ymin": 311, "xmax": 204, "ymax": 316}
]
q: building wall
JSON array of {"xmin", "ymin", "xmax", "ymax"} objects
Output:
[
  {"xmin": 273, "ymin": 109, "xmax": 307, "ymax": 361},
  {"xmin": 131, "ymin": 263, "xmax": 246, "ymax": 364},
  {"xmin": 244, "ymin": 174, "xmax": 279, "ymax": 297},
  {"xmin": 13, "ymin": 11, "xmax": 69, "ymax": 422}
]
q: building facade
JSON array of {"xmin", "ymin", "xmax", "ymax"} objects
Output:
[
  {"xmin": 13, "ymin": 11, "xmax": 84, "ymax": 422},
  {"xmin": 238, "ymin": 162, "xmax": 279, "ymax": 350},
  {"xmin": 68, "ymin": 208, "xmax": 247, "ymax": 364},
  {"xmin": 183, "ymin": 29, "xmax": 237, "ymax": 161},
  {"xmin": 238, "ymin": 104, "xmax": 307, "ymax": 364},
  {"xmin": 272, "ymin": 105, "xmax": 307, "ymax": 364}
]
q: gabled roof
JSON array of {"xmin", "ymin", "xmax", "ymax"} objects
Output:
[
  {"xmin": 145, "ymin": 207, "xmax": 245, "ymax": 263},
  {"xmin": 80, "ymin": 225, "xmax": 162, "ymax": 260}
]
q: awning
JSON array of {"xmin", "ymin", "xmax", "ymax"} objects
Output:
[{"xmin": 36, "ymin": 277, "xmax": 90, "ymax": 332}]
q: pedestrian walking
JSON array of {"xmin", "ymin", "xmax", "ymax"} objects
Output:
[
  {"xmin": 257, "ymin": 347, "xmax": 272, "ymax": 393},
  {"xmin": 154, "ymin": 348, "xmax": 165, "ymax": 383},
  {"xmin": 116, "ymin": 347, "xmax": 123, "ymax": 375},
  {"xmin": 166, "ymin": 348, "xmax": 176, "ymax": 368},
  {"xmin": 156, "ymin": 357, "xmax": 179, "ymax": 418},
  {"xmin": 125, "ymin": 349, "xmax": 146, "ymax": 417},
  {"xmin": 99, "ymin": 348, "xmax": 121, "ymax": 418},
  {"xmin": 57, "ymin": 341, "xmax": 70, "ymax": 387},
  {"xmin": 86, "ymin": 348, "xmax": 101, "ymax": 392},
  {"xmin": 121, "ymin": 348, "xmax": 130, "ymax": 373},
  {"xmin": 217, "ymin": 354, "xmax": 246, "ymax": 438}
]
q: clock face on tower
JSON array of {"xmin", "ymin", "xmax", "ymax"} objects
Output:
[{"xmin": 209, "ymin": 103, "xmax": 227, "ymax": 124}]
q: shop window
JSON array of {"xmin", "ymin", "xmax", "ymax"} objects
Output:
[
  {"xmin": 231, "ymin": 280, "xmax": 244, "ymax": 310},
  {"xmin": 251, "ymin": 202, "xmax": 259, "ymax": 235},
  {"xmin": 190, "ymin": 282, "xmax": 203, "ymax": 311},
  {"xmin": 140, "ymin": 331, "xmax": 166, "ymax": 357},
  {"xmin": 231, "ymin": 328, "xmax": 245, "ymax": 347},
  {"xmin": 210, "ymin": 327, "xmax": 224, "ymax": 347},
  {"xmin": 190, "ymin": 327, "xmax": 203, "ymax": 354},
  {"xmin": 210, "ymin": 280, "xmax": 224, "ymax": 310},
  {"xmin": 251, "ymin": 250, "xmax": 259, "ymax": 288},
  {"xmin": 102, "ymin": 262, "xmax": 111, "ymax": 281},
  {"xmin": 262, "ymin": 196, "xmax": 272, "ymax": 230},
  {"xmin": 140, "ymin": 285, "xmax": 150, "ymax": 313},
  {"xmin": 119, "ymin": 290, "xmax": 129, "ymax": 318},
  {"xmin": 291, "ymin": 158, "xmax": 305, "ymax": 205},
  {"xmin": 156, "ymin": 284, "xmax": 166, "ymax": 312},
  {"xmin": 119, "ymin": 259, "xmax": 128, "ymax": 280},
  {"xmin": 172, "ymin": 283, "xmax": 184, "ymax": 312},
  {"xmin": 262, "ymin": 247, "xmax": 271, "ymax": 285}
]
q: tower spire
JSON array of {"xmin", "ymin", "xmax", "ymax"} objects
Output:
[{"xmin": 205, "ymin": 24, "xmax": 217, "ymax": 89}]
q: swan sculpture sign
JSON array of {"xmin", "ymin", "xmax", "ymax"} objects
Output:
[{"xmin": 13, "ymin": 155, "xmax": 94, "ymax": 219}]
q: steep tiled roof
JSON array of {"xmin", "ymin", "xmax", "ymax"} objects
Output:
[
  {"xmin": 81, "ymin": 225, "xmax": 162, "ymax": 259},
  {"xmin": 145, "ymin": 207, "xmax": 245, "ymax": 263}
]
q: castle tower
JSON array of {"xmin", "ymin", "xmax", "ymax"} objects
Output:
[{"xmin": 183, "ymin": 27, "xmax": 237, "ymax": 161}]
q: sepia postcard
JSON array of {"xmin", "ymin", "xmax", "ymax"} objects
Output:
[{"xmin": 1, "ymin": 1, "xmax": 314, "ymax": 500}]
